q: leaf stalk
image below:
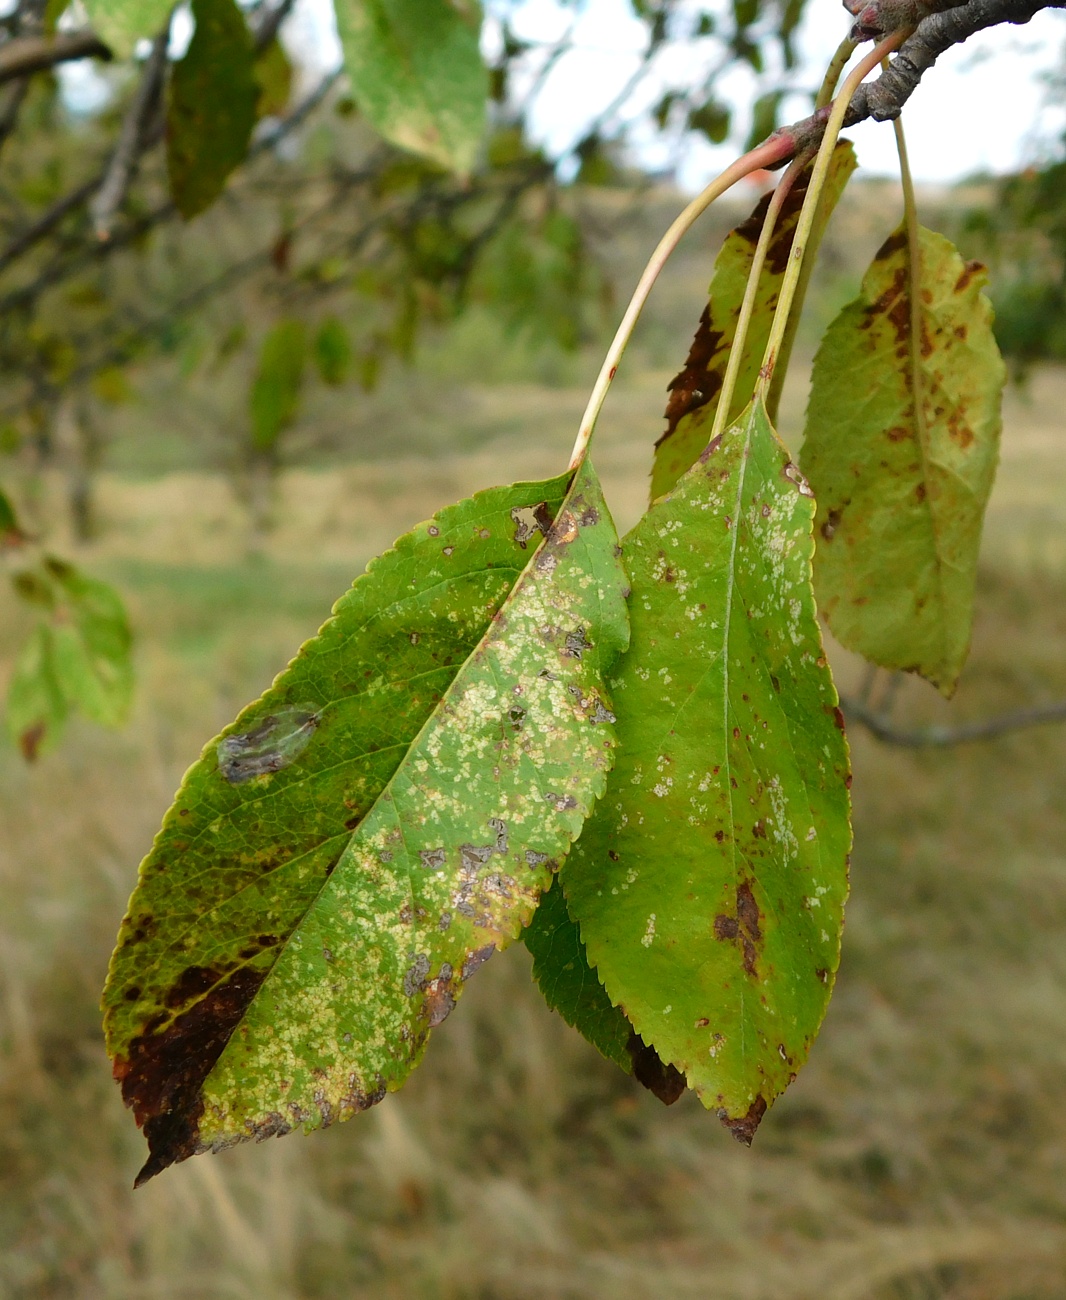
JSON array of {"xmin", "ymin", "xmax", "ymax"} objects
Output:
[
  {"xmin": 708, "ymin": 153, "xmax": 812, "ymax": 450},
  {"xmin": 756, "ymin": 29, "xmax": 911, "ymax": 403},
  {"xmin": 567, "ymin": 135, "xmax": 794, "ymax": 470}
]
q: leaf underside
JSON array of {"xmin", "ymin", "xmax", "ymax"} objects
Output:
[
  {"xmin": 650, "ymin": 142, "xmax": 857, "ymax": 502},
  {"xmin": 801, "ymin": 223, "xmax": 1006, "ymax": 695},
  {"xmin": 167, "ymin": 0, "xmax": 258, "ymax": 220},
  {"xmin": 104, "ymin": 459, "xmax": 628, "ymax": 1183},
  {"xmin": 564, "ymin": 396, "xmax": 851, "ymax": 1143},
  {"xmin": 334, "ymin": 0, "xmax": 487, "ymax": 174},
  {"xmin": 523, "ymin": 877, "xmax": 686, "ymax": 1104}
]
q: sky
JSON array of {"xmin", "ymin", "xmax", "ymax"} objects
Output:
[
  {"xmin": 488, "ymin": 0, "xmax": 1066, "ymax": 185},
  {"xmin": 63, "ymin": 0, "xmax": 1066, "ymax": 188}
]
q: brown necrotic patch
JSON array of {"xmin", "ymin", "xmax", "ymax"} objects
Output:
[
  {"xmin": 717, "ymin": 1094, "xmax": 767, "ymax": 1145},
  {"xmin": 713, "ymin": 879, "xmax": 764, "ymax": 978},
  {"xmin": 658, "ymin": 159, "xmax": 820, "ymax": 449},
  {"xmin": 115, "ymin": 964, "xmax": 269, "ymax": 1186},
  {"xmin": 626, "ymin": 1033, "xmax": 687, "ymax": 1105}
]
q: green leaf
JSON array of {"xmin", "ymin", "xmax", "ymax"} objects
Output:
[
  {"xmin": 167, "ymin": 0, "xmax": 258, "ymax": 219},
  {"xmin": 687, "ymin": 100, "xmax": 731, "ymax": 144},
  {"xmin": 6, "ymin": 559, "xmax": 132, "ymax": 758},
  {"xmin": 524, "ymin": 876, "xmax": 688, "ymax": 1103},
  {"xmin": 103, "ymin": 460, "xmax": 629, "ymax": 1183},
  {"xmin": 313, "ymin": 317, "xmax": 352, "ymax": 387},
  {"xmin": 524, "ymin": 875, "xmax": 633, "ymax": 1071},
  {"xmin": 564, "ymin": 396, "xmax": 851, "ymax": 1143},
  {"xmin": 651, "ymin": 142, "xmax": 856, "ymax": 502},
  {"xmin": 0, "ymin": 485, "xmax": 25, "ymax": 549},
  {"xmin": 800, "ymin": 225, "xmax": 1006, "ymax": 695},
  {"xmin": 84, "ymin": 0, "xmax": 172, "ymax": 56},
  {"xmin": 254, "ymin": 37, "xmax": 293, "ymax": 119},
  {"xmin": 250, "ymin": 319, "xmax": 308, "ymax": 451},
  {"xmin": 745, "ymin": 91, "xmax": 784, "ymax": 150},
  {"xmin": 334, "ymin": 0, "xmax": 488, "ymax": 174},
  {"xmin": 6, "ymin": 624, "xmax": 68, "ymax": 762},
  {"xmin": 44, "ymin": 558, "xmax": 134, "ymax": 729}
]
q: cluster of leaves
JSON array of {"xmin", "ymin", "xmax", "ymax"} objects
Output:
[
  {"xmin": 1, "ymin": 487, "xmax": 132, "ymax": 759},
  {"xmin": 102, "ymin": 117, "xmax": 1007, "ymax": 1181},
  {"xmin": 0, "ymin": 0, "xmax": 830, "ymax": 759}
]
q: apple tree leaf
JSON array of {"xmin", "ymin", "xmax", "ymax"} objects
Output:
[
  {"xmin": 84, "ymin": 0, "xmax": 171, "ymax": 56},
  {"xmin": 103, "ymin": 458, "xmax": 628, "ymax": 1184},
  {"xmin": 564, "ymin": 396, "xmax": 851, "ymax": 1144},
  {"xmin": 800, "ymin": 224, "xmax": 1005, "ymax": 695},
  {"xmin": 167, "ymin": 0, "xmax": 258, "ymax": 220},
  {"xmin": 334, "ymin": 0, "xmax": 487, "ymax": 174}
]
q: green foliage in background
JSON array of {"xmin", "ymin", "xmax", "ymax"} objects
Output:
[
  {"xmin": 7, "ymin": 552, "xmax": 132, "ymax": 760},
  {"xmin": 250, "ymin": 319, "xmax": 308, "ymax": 452},
  {"xmin": 167, "ymin": 0, "xmax": 258, "ymax": 219}
]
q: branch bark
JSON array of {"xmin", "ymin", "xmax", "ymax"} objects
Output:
[
  {"xmin": 843, "ymin": 696, "xmax": 1066, "ymax": 747},
  {"xmin": 0, "ymin": 31, "xmax": 111, "ymax": 84},
  {"xmin": 776, "ymin": 0, "xmax": 1066, "ymax": 157},
  {"xmin": 89, "ymin": 26, "xmax": 170, "ymax": 240}
]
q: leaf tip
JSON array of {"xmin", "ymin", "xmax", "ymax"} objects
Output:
[{"xmin": 717, "ymin": 1095, "xmax": 768, "ymax": 1146}]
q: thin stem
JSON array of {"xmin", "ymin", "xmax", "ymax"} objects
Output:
[
  {"xmin": 892, "ymin": 102, "xmax": 924, "ymax": 459},
  {"xmin": 566, "ymin": 134, "xmax": 793, "ymax": 471},
  {"xmin": 708, "ymin": 153, "xmax": 811, "ymax": 449},
  {"xmin": 755, "ymin": 30, "xmax": 910, "ymax": 402},
  {"xmin": 815, "ymin": 37, "xmax": 857, "ymax": 110},
  {"xmin": 765, "ymin": 138, "xmax": 853, "ymax": 424}
]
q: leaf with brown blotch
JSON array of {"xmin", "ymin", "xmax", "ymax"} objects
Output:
[
  {"xmin": 104, "ymin": 459, "xmax": 629, "ymax": 1184},
  {"xmin": 565, "ymin": 396, "xmax": 851, "ymax": 1144},
  {"xmin": 801, "ymin": 223, "xmax": 1006, "ymax": 695},
  {"xmin": 651, "ymin": 142, "xmax": 856, "ymax": 502}
]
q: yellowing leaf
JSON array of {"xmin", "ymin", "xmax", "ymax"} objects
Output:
[
  {"xmin": 104, "ymin": 461, "xmax": 629, "ymax": 1183},
  {"xmin": 801, "ymin": 224, "xmax": 1006, "ymax": 694}
]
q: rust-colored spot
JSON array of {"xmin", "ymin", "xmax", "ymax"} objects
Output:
[
  {"xmin": 714, "ymin": 914, "xmax": 739, "ymax": 940},
  {"xmin": 460, "ymin": 944, "xmax": 495, "ymax": 980},
  {"xmin": 718, "ymin": 1094, "xmax": 767, "ymax": 1145},
  {"xmin": 626, "ymin": 1033, "xmax": 686, "ymax": 1105},
  {"xmin": 736, "ymin": 882, "xmax": 761, "ymax": 939},
  {"xmin": 874, "ymin": 228, "xmax": 907, "ymax": 262},
  {"xmin": 885, "ymin": 426, "xmax": 909, "ymax": 443},
  {"xmin": 18, "ymin": 721, "xmax": 45, "ymax": 762},
  {"xmin": 954, "ymin": 260, "xmax": 983, "ymax": 294}
]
